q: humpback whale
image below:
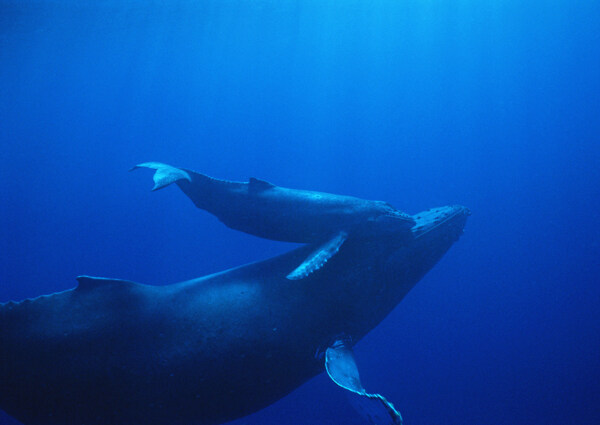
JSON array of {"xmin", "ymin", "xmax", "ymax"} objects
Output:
[
  {"xmin": 0, "ymin": 167, "xmax": 469, "ymax": 425},
  {"xmin": 131, "ymin": 162, "xmax": 416, "ymax": 279}
]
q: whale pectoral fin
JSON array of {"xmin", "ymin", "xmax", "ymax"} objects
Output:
[
  {"xmin": 130, "ymin": 162, "xmax": 192, "ymax": 191},
  {"xmin": 325, "ymin": 340, "xmax": 403, "ymax": 425},
  {"xmin": 286, "ymin": 231, "xmax": 348, "ymax": 280}
]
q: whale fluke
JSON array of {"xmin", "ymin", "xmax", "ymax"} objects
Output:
[{"xmin": 130, "ymin": 162, "xmax": 191, "ymax": 191}]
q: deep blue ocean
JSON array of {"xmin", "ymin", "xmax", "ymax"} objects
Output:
[{"xmin": 1, "ymin": 1, "xmax": 599, "ymax": 424}]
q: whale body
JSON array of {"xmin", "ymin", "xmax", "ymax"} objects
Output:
[
  {"xmin": 0, "ymin": 192, "xmax": 469, "ymax": 425},
  {"xmin": 131, "ymin": 162, "xmax": 416, "ymax": 244},
  {"xmin": 131, "ymin": 163, "xmax": 417, "ymax": 279}
]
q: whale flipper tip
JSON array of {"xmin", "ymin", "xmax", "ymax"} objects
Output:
[{"xmin": 325, "ymin": 340, "xmax": 403, "ymax": 425}]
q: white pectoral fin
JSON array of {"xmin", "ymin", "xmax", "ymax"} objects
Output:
[
  {"xmin": 325, "ymin": 340, "xmax": 403, "ymax": 425},
  {"xmin": 130, "ymin": 162, "xmax": 192, "ymax": 191},
  {"xmin": 286, "ymin": 231, "xmax": 348, "ymax": 280}
]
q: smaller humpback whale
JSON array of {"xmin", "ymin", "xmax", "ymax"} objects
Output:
[{"xmin": 131, "ymin": 162, "xmax": 415, "ymax": 279}]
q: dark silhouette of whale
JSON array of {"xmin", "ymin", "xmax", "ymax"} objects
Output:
[
  {"xmin": 131, "ymin": 162, "xmax": 416, "ymax": 279},
  {"xmin": 0, "ymin": 169, "xmax": 469, "ymax": 425}
]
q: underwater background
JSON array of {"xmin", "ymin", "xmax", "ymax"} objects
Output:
[{"xmin": 0, "ymin": 1, "xmax": 598, "ymax": 424}]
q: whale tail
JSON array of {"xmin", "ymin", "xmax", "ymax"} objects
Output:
[
  {"xmin": 130, "ymin": 162, "xmax": 192, "ymax": 191},
  {"xmin": 130, "ymin": 162, "xmax": 244, "ymax": 212}
]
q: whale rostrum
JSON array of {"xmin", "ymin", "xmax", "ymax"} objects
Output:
[{"xmin": 0, "ymin": 164, "xmax": 470, "ymax": 425}]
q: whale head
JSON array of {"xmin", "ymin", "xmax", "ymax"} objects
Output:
[
  {"xmin": 381, "ymin": 205, "xmax": 470, "ymax": 294},
  {"xmin": 411, "ymin": 205, "xmax": 471, "ymax": 241}
]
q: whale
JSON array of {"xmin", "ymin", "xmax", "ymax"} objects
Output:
[
  {"xmin": 0, "ymin": 176, "xmax": 469, "ymax": 425},
  {"xmin": 131, "ymin": 162, "xmax": 416, "ymax": 279}
]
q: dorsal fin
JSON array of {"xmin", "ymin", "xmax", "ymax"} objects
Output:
[
  {"xmin": 248, "ymin": 177, "xmax": 275, "ymax": 191},
  {"xmin": 76, "ymin": 276, "xmax": 136, "ymax": 291}
]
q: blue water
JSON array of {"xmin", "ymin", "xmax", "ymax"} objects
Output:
[{"xmin": 1, "ymin": 1, "xmax": 599, "ymax": 424}]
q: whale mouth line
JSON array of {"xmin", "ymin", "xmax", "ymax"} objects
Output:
[{"xmin": 411, "ymin": 205, "xmax": 470, "ymax": 239}]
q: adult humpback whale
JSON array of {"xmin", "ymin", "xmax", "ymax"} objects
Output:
[{"xmin": 0, "ymin": 168, "xmax": 469, "ymax": 425}]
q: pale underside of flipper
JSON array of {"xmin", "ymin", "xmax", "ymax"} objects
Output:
[
  {"xmin": 130, "ymin": 162, "xmax": 191, "ymax": 191},
  {"xmin": 325, "ymin": 340, "xmax": 403, "ymax": 425},
  {"xmin": 286, "ymin": 231, "xmax": 348, "ymax": 280}
]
